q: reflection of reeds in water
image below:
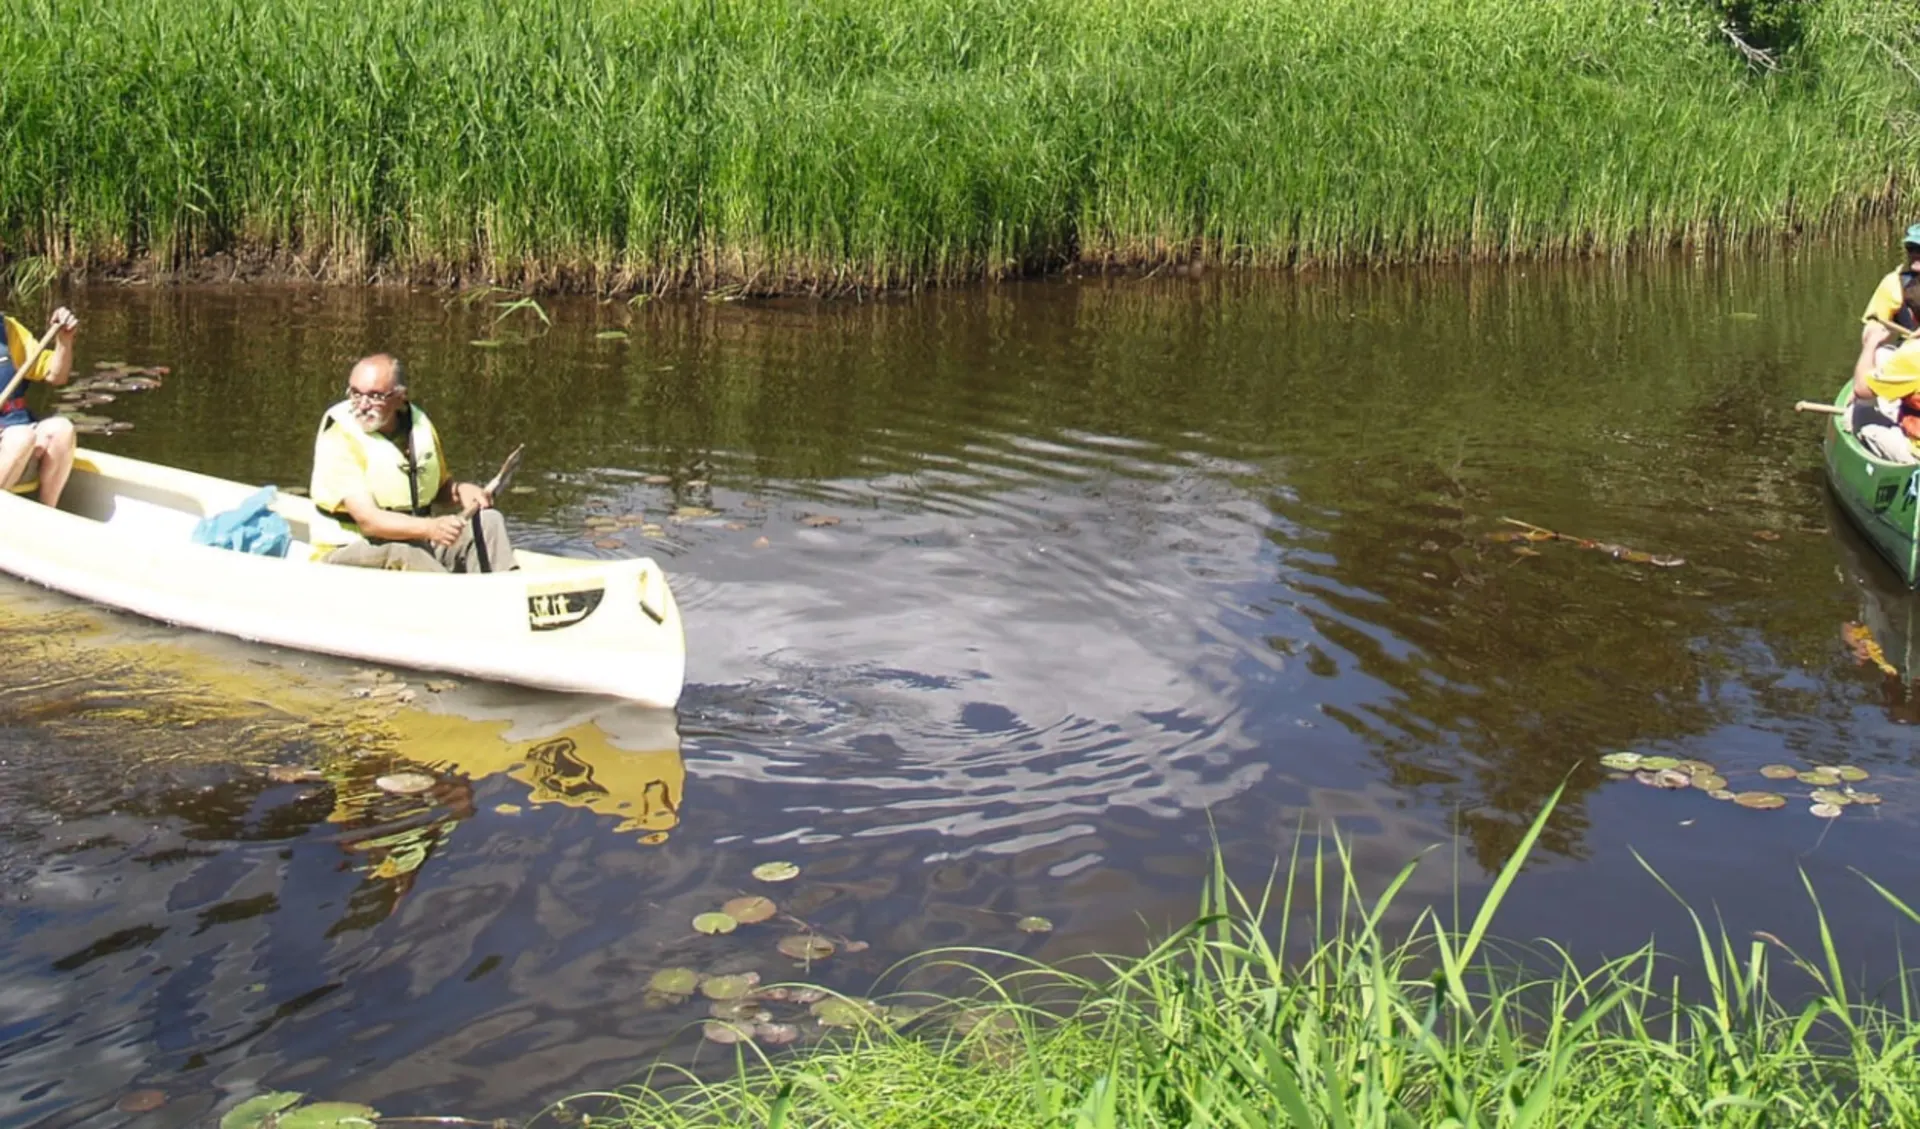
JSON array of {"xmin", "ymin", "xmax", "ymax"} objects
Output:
[
  {"xmin": 577, "ymin": 789, "xmax": 1920, "ymax": 1128},
  {"xmin": 0, "ymin": 0, "xmax": 1914, "ymax": 291}
]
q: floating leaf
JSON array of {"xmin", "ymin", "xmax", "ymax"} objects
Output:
[
  {"xmin": 778, "ymin": 934, "xmax": 836, "ymax": 961},
  {"xmin": 711, "ymin": 999, "xmax": 772, "ymax": 1023},
  {"xmin": 1850, "ymin": 792, "xmax": 1883, "ymax": 805},
  {"xmin": 374, "ymin": 772, "xmax": 435, "ymax": 795},
  {"xmin": 643, "ymin": 474, "xmax": 673, "ymax": 485},
  {"xmin": 1676, "ymin": 759, "xmax": 1716, "ymax": 776},
  {"xmin": 752, "ymin": 861, "xmax": 801, "ymax": 883},
  {"xmin": 1734, "ymin": 792, "xmax": 1786, "ymax": 810},
  {"xmin": 1635, "ymin": 769, "xmax": 1691, "ymax": 790},
  {"xmin": 1751, "ymin": 530, "xmax": 1782, "ymax": 542},
  {"xmin": 1836, "ymin": 766, "xmax": 1870, "ymax": 782},
  {"xmin": 812, "ymin": 998, "xmax": 871, "ymax": 1028},
  {"xmin": 1598, "ymin": 752, "xmax": 1643, "ymax": 770},
  {"xmin": 1809, "ymin": 802, "xmax": 1843, "ymax": 819},
  {"xmin": 723, "ymin": 896, "xmax": 776, "ymax": 924},
  {"xmin": 1797, "ymin": 769, "xmax": 1841, "ymax": 786},
  {"xmin": 755, "ymin": 1022, "xmax": 801, "ymax": 1045},
  {"xmin": 1689, "ymin": 773, "xmax": 1728, "ymax": 793},
  {"xmin": 1708, "ymin": 789, "xmax": 1735, "ymax": 801},
  {"xmin": 674, "ymin": 506, "xmax": 715, "ymax": 519},
  {"xmin": 493, "ymin": 803, "xmax": 521, "ymax": 815},
  {"xmin": 593, "ymin": 538, "xmax": 622, "ymax": 550},
  {"xmin": 801, "ymin": 514, "xmax": 841, "ymax": 527},
  {"xmin": 702, "ymin": 974, "xmax": 755, "ymax": 1001},
  {"xmin": 278, "ymin": 1103, "xmax": 380, "ymax": 1129},
  {"xmin": 595, "ymin": 330, "xmax": 630, "ymax": 340},
  {"xmin": 648, "ymin": 968, "xmax": 699, "ymax": 995},
  {"xmin": 1810, "ymin": 789, "xmax": 1853, "ymax": 807},
  {"xmin": 1760, "ymin": 765, "xmax": 1798, "ymax": 780},
  {"xmin": 1016, "ymin": 916, "xmax": 1055, "ymax": 933},
  {"xmin": 693, "ymin": 912, "xmax": 738, "ymax": 935},
  {"xmin": 221, "ymin": 1093, "xmax": 305, "ymax": 1129},
  {"xmin": 469, "ymin": 339, "xmax": 503, "ymax": 348},
  {"xmin": 702, "ymin": 1020, "xmax": 751, "ymax": 1044},
  {"xmin": 1637, "ymin": 756, "xmax": 1679, "ymax": 770},
  {"xmin": 118, "ymin": 1091, "xmax": 168, "ymax": 1113},
  {"xmin": 788, "ymin": 987, "xmax": 828, "ymax": 1004}
]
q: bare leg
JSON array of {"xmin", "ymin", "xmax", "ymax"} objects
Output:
[
  {"xmin": 32, "ymin": 417, "xmax": 75, "ymax": 507},
  {"xmin": 0, "ymin": 425, "xmax": 35, "ymax": 491}
]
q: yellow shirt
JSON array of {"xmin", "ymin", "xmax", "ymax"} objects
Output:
[
  {"xmin": 309, "ymin": 401, "xmax": 445, "ymax": 522},
  {"xmin": 1863, "ymin": 269, "xmax": 1918, "ymax": 328}
]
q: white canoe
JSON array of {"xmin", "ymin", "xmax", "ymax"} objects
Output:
[{"xmin": 0, "ymin": 447, "xmax": 686, "ymax": 707}]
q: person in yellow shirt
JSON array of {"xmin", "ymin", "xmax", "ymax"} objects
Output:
[
  {"xmin": 1852, "ymin": 224, "xmax": 1920, "ymax": 406},
  {"xmin": 308, "ymin": 353, "xmax": 515, "ymax": 572},
  {"xmin": 0, "ymin": 307, "xmax": 80, "ymax": 506}
]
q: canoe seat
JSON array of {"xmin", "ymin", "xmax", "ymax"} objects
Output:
[{"xmin": 7, "ymin": 462, "xmax": 37, "ymax": 496}]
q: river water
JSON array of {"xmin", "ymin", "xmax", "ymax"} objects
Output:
[{"xmin": 6, "ymin": 242, "xmax": 1920, "ymax": 1126}]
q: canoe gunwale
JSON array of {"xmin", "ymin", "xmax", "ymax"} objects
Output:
[{"xmin": 1822, "ymin": 380, "xmax": 1920, "ymax": 588}]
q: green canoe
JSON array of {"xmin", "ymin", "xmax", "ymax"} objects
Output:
[{"xmin": 1823, "ymin": 380, "xmax": 1920, "ymax": 586}]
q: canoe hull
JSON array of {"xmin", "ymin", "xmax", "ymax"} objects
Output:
[
  {"xmin": 0, "ymin": 449, "xmax": 686, "ymax": 707},
  {"xmin": 1822, "ymin": 383, "xmax": 1920, "ymax": 588}
]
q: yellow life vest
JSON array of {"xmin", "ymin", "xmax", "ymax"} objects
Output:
[{"xmin": 312, "ymin": 401, "xmax": 445, "ymax": 527}]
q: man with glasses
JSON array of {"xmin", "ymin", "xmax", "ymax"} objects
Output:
[{"xmin": 308, "ymin": 353, "xmax": 515, "ymax": 572}]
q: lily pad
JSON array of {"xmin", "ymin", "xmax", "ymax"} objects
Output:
[
  {"xmin": 1637, "ymin": 756, "xmax": 1680, "ymax": 771},
  {"xmin": 1689, "ymin": 773, "xmax": 1728, "ymax": 793},
  {"xmin": 1599, "ymin": 752, "xmax": 1643, "ymax": 770},
  {"xmin": 278, "ymin": 1103, "xmax": 380, "ymax": 1129},
  {"xmin": 595, "ymin": 330, "xmax": 630, "ymax": 340},
  {"xmin": 723, "ymin": 896, "xmax": 776, "ymax": 924},
  {"xmin": 755, "ymin": 1022, "xmax": 801, "ymax": 1045},
  {"xmin": 711, "ymin": 999, "xmax": 772, "ymax": 1022},
  {"xmin": 1016, "ymin": 916, "xmax": 1055, "ymax": 933},
  {"xmin": 118, "ymin": 1090, "xmax": 169, "ymax": 1113},
  {"xmin": 374, "ymin": 771, "xmax": 435, "ymax": 795},
  {"xmin": 693, "ymin": 912, "xmax": 738, "ymax": 935},
  {"xmin": 1760, "ymin": 765, "xmax": 1798, "ymax": 779},
  {"xmin": 648, "ymin": 967, "xmax": 699, "ymax": 995},
  {"xmin": 1850, "ymin": 792, "xmax": 1883, "ymax": 805},
  {"xmin": 702, "ymin": 974, "xmax": 754, "ymax": 1000},
  {"xmin": 592, "ymin": 538, "xmax": 622, "ymax": 550},
  {"xmin": 702, "ymin": 1020, "xmax": 751, "ymax": 1044},
  {"xmin": 1810, "ymin": 789, "xmax": 1853, "ymax": 807},
  {"xmin": 1809, "ymin": 802, "xmax": 1843, "ymax": 819},
  {"xmin": 777, "ymin": 934, "xmax": 836, "ymax": 961},
  {"xmin": 469, "ymin": 339, "xmax": 504, "ymax": 348},
  {"xmin": 812, "ymin": 998, "xmax": 872, "ymax": 1028},
  {"xmin": 1798, "ymin": 769, "xmax": 1842, "ymax": 786},
  {"xmin": 752, "ymin": 861, "xmax": 801, "ymax": 883},
  {"xmin": 221, "ymin": 1093, "xmax": 305, "ymax": 1129},
  {"xmin": 1676, "ymin": 759, "xmax": 1716, "ymax": 776},
  {"xmin": 1733, "ymin": 792, "xmax": 1786, "ymax": 810},
  {"xmin": 1708, "ymin": 789, "xmax": 1735, "ymax": 801},
  {"xmin": 1836, "ymin": 766, "xmax": 1871, "ymax": 782},
  {"xmin": 801, "ymin": 514, "xmax": 841, "ymax": 527},
  {"xmin": 788, "ymin": 987, "xmax": 828, "ymax": 1004},
  {"xmin": 1635, "ymin": 769, "xmax": 1692, "ymax": 790}
]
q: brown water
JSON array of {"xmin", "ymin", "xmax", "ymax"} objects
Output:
[{"xmin": 7, "ymin": 243, "xmax": 1920, "ymax": 1126}]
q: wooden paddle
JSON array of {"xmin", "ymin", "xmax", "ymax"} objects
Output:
[
  {"xmin": 0, "ymin": 321, "xmax": 64, "ymax": 411},
  {"xmin": 459, "ymin": 443, "xmax": 524, "ymax": 519},
  {"xmin": 1796, "ymin": 401, "xmax": 1846, "ymax": 416}
]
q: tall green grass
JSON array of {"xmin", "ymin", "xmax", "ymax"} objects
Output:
[
  {"xmin": 1, "ymin": 0, "xmax": 1918, "ymax": 291},
  {"xmin": 562, "ymin": 788, "xmax": 1920, "ymax": 1127}
]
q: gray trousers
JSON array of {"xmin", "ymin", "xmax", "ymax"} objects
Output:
[{"xmin": 323, "ymin": 509, "xmax": 517, "ymax": 573}]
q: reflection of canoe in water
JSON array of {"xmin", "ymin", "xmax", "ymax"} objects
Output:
[
  {"xmin": 1831, "ymin": 490, "xmax": 1920, "ymax": 680},
  {"xmin": 1823, "ymin": 380, "xmax": 1920, "ymax": 587},
  {"xmin": 0, "ymin": 448, "xmax": 685, "ymax": 707}
]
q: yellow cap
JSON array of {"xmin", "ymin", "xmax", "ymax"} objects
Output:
[{"xmin": 1869, "ymin": 342, "xmax": 1920, "ymax": 400}]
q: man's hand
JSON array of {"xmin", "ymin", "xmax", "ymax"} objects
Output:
[
  {"xmin": 425, "ymin": 514, "xmax": 467, "ymax": 547},
  {"xmin": 452, "ymin": 481, "xmax": 494, "ymax": 512},
  {"xmin": 48, "ymin": 307, "xmax": 78, "ymax": 345}
]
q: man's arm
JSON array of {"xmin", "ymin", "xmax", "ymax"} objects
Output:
[
  {"xmin": 340, "ymin": 490, "xmax": 466, "ymax": 546},
  {"xmin": 1854, "ymin": 319, "xmax": 1894, "ymax": 400}
]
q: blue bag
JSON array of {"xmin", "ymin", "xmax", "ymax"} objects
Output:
[{"xmin": 191, "ymin": 485, "xmax": 293, "ymax": 559}]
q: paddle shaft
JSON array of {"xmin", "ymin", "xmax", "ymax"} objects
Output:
[
  {"xmin": 0, "ymin": 322, "xmax": 64, "ymax": 412},
  {"xmin": 1796, "ymin": 400, "xmax": 1847, "ymax": 416},
  {"xmin": 458, "ymin": 443, "xmax": 524, "ymax": 520}
]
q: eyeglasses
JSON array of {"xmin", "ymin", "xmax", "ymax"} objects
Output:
[{"xmin": 346, "ymin": 385, "xmax": 401, "ymax": 405}]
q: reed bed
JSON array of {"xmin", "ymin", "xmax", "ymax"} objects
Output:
[
  {"xmin": 1, "ymin": 0, "xmax": 1917, "ymax": 292},
  {"xmin": 559, "ymin": 789, "xmax": 1920, "ymax": 1127}
]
